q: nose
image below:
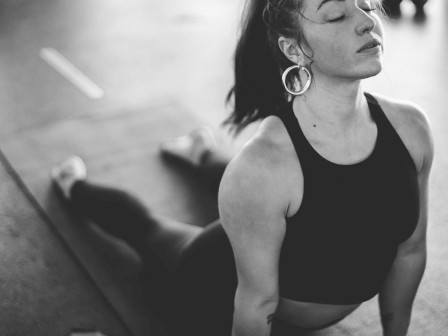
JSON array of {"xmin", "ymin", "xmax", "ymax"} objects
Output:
[{"xmin": 355, "ymin": 10, "xmax": 376, "ymax": 35}]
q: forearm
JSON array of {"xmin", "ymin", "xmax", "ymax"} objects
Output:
[
  {"xmin": 379, "ymin": 249, "xmax": 426, "ymax": 336},
  {"xmin": 232, "ymin": 308, "xmax": 275, "ymax": 336},
  {"xmin": 232, "ymin": 294, "xmax": 278, "ymax": 336},
  {"xmin": 381, "ymin": 309, "xmax": 412, "ymax": 336}
]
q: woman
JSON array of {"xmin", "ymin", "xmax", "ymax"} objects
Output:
[{"xmin": 51, "ymin": 0, "xmax": 433, "ymax": 335}]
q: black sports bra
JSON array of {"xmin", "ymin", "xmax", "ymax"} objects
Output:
[{"xmin": 276, "ymin": 93, "xmax": 420, "ymax": 305}]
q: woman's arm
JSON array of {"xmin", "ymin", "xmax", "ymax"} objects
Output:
[
  {"xmin": 378, "ymin": 104, "xmax": 434, "ymax": 336},
  {"xmin": 219, "ymin": 137, "xmax": 292, "ymax": 336}
]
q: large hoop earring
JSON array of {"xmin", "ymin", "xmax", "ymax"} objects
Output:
[{"xmin": 282, "ymin": 64, "xmax": 312, "ymax": 96}]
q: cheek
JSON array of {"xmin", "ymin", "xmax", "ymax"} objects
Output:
[{"xmin": 306, "ymin": 32, "xmax": 351, "ymax": 68}]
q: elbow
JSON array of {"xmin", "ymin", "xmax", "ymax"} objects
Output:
[
  {"xmin": 399, "ymin": 232, "xmax": 427, "ymax": 257},
  {"xmin": 400, "ymin": 240, "xmax": 427, "ymax": 259},
  {"xmin": 395, "ymin": 240, "xmax": 427, "ymax": 274},
  {"xmin": 255, "ymin": 295, "xmax": 279, "ymax": 312}
]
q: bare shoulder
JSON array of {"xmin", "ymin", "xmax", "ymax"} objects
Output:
[
  {"xmin": 218, "ymin": 115, "xmax": 301, "ymax": 224},
  {"xmin": 370, "ymin": 93, "xmax": 434, "ymax": 172},
  {"xmin": 371, "ymin": 93, "xmax": 431, "ymax": 130}
]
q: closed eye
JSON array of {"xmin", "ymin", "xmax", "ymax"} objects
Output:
[
  {"xmin": 362, "ymin": 6, "xmax": 377, "ymax": 12},
  {"xmin": 328, "ymin": 15, "xmax": 346, "ymax": 22},
  {"xmin": 327, "ymin": 5, "xmax": 377, "ymax": 23}
]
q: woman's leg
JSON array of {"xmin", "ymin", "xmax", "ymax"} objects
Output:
[
  {"xmin": 172, "ymin": 222, "xmax": 308, "ymax": 336},
  {"xmin": 69, "ymin": 178, "xmax": 304, "ymax": 336},
  {"xmin": 52, "ymin": 156, "xmax": 202, "ymax": 272},
  {"xmin": 70, "ymin": 180, "xmax": 202, "ymax": 273},
  {"xmin": 52, "ymin": 157, "xmax": 236, "ymax": 335},
  {"xmin": 170, "ymin": 219, "xmax": 237, "ymax": 336},
  {"xmin": 198, "ymin": 149, "xmax": 231, "ymax": 193}
]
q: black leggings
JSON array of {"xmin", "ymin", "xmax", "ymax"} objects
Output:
[{"xmin": 69, "ymin": 152, "xmax": 302, "ymax": 335}]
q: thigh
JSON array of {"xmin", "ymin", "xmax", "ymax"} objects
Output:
[
  {"xmin": 201, "ymin": 150, "xmax": 230, "ymax": 194},
  {"xmin": 160, "ymin": 221, "xmax": 306, "ymax": 335},
  {"xmin": 172, "ymin": 220, "xmax": 237, "ymax": 336}
]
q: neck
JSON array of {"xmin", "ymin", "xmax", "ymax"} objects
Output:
[{"xmin": 293, "ymin": 75, "xmax": 369, "ymax": 128}]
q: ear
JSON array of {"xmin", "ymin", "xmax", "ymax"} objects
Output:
[{"xmin": 278, "ymin": 36, "xmax": 304, "ymax": 64}]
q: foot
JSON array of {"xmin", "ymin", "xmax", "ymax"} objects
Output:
[
  {"xmin": 51, "ymin": 156, "xmax": 87, "ymax": 199},
  {"xmin": 160, "ymin": 127, "xmax": 216, "ymax": 167}
]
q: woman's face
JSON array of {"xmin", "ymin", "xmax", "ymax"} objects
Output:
[{"xmin": 299, "ymin": 0, "xmax": 384, "ymax": 81}]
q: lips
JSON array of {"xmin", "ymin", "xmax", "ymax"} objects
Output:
[{"xmin": 357, "ymin": 39, "xmax": 382, "ymax": 53}]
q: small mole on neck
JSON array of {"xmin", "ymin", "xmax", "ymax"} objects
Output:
[{"xmin": 313, "ymin": 124, "xmax": 316, "ymax": 128}]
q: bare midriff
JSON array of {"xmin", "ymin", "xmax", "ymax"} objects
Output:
[{"xmin": 275, "ymin": 297, "xmax": 362, "ymax": 330}]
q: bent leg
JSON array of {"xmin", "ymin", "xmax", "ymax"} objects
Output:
[
  {"xmin": 169, "ymin": 220, "xmax": 237, "ymax": 335},
  {"xmin": 70, "ymin": 180, "xmax": 201, "ymax": 272},
  {"xmin": 171, "ymin": 221, "xmax": 305, "ymax": 336},
  {"xmin": 199, "ymin": 149, "xmax": 231, "ymax": 193}
]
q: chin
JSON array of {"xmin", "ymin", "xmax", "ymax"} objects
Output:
[
  {"xmin": 363, "ymin": 65, "xmax": 382, "ymax": 79},
  {"xmin": 355, "ymin": 61, "xmax": 383, "ymax": 79}
]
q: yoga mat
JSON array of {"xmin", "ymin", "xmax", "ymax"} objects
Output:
[
  {"xmin": 0, "ymin": 101, "xmax": 219, "ymax": 336},
  {"xmin": 0, "ymin": 153, "xmax": 131, "ymax": 335}
]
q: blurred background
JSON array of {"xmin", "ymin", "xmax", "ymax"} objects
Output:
[{"xmin": 0, "ymin": 0, "xmax": 446, "ymax": 335}]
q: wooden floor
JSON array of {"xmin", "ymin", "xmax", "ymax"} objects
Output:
[{"xmin": 0, "ymin": 0, "xmax": 447, "ymax": 335}]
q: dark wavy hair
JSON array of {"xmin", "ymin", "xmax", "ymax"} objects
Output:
[{"xmin": 224, "ymin": 0, "xmax": 384, "ymax": 134}]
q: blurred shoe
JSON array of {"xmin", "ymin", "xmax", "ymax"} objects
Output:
[
  {"xmin": 160, "ymin": 127, "xmax": 216, "ymax": 168},
  {"xmin": 51, "ymin": 156, "xmax": 87, "ymax": 199}
]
